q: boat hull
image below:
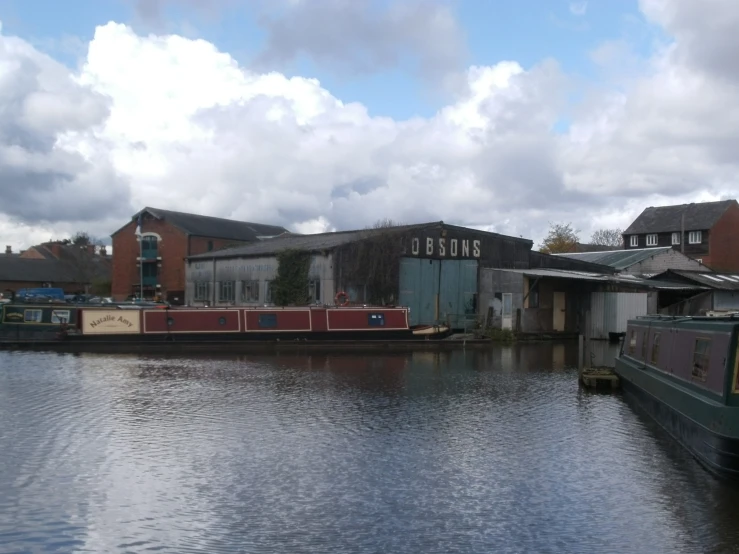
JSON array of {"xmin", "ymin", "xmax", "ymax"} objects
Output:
[{"xmin": 615, "ymin": 357, "xmax": 739, "ymax": 480}]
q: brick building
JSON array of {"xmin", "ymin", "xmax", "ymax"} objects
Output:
[
  {"xmin": 111, "ymin": 207, "xmax": 290, "ymax": 302},
  {"xmin": 0, "ymin": 243, "xmax": 111, "ymax": 295},
  {"xmin": 622, "ymin": 199, "xmax": 739, "ymax": 271}
]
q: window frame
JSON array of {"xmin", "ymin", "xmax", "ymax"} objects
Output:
[
  {"xmin": 688, "ymin": 231, "xmax": 702, "ymax": 244},
  {"xmin": 646, "ymin": 234, "xmax": 658, "ymax": 246},
  {"xmin": 194, "ymin": 281, "xmax": 210, "ymax": 301},
  {"xmin": 241, "ymin": 280, "xmax": 260, "ymax": 303},
  {"xmin": 671, "ymin": 232, "xmax": 681, "ymax": 245},
  {"xmin": 692, "ymin": 337, "xmax": 711, "ymax": 382},
  {"xmin": 24, "ymin": 309, "xmax": 43, "ymax": 323},
  {"xmin": 218, "ymin": 280, "xmax": 235, "ymax": 303},
  {"xmin": 630, "ymin": 235, "xmax": 638, "ymax": 247}
]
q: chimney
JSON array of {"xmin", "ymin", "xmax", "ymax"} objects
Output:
[
  {"xmin": 5, "ymin": 245, "xmax": 10, "ymax": 254},
  {"xmin": 48, "ymin": 243, "xmax": 62, "ymax": 258}
]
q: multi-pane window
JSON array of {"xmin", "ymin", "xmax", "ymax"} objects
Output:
[
  {"xmin": 671, "ymin": 232, "xmax": 680, "ymax": 245},
  {"xmin": 241, "ymin": 280, "xmax": 260, "ymax": 303},
  {"xmin": 194, "ymin": 282, "xmax": 210, "ymax": 301},
  {"xmin": 630, "ymin": 235, "xmax": 638, "ymax": 247},
  {"xmin": 646, "ymin": 234, "xmax": 658, "ymax": 246},
  {"xmin": 689, "ymin": 231, "xmax": 702, "ymax": 244},
  {"xmin": 218, "ymin": 281, "xmax": 235, "ymax": 303}
]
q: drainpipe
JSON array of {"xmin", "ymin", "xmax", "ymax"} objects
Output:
[{"xmin": 681, "ymin": 209, "xmax": 685, "ymax": 254}]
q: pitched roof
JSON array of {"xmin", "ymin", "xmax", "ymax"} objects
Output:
[
  {"xmin": 0, "ymin": 257, "xmax": 80, "ymax": 283},
  {"xmin": 649, "ymin": 269, "xmax": 739, "ymax": 291},
  {"xmin": 188, "ymin": 222, "xmax": 440, "ymax": 260},
  {"xmin": 553, "ymin": 247, "xmax": 676, "ymax": 270},
  {"xmin": 623, "ymin": 200, "xmax": 738, "ymax": 234},
  {"xmin": 112, "ymin": 207, "xmax": 291, "ymax": 241},
  {"xmin": 500, "ymin": 268, "xmax": 706, "ymax": 291}
]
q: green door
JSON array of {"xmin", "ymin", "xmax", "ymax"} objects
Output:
[
  {"xmin": 399, "ymin": 257, "xmax": 439, "ymax": 326},
  {"xmin": 439, "ymin": 260, "xmax": 478, "ymax": 330}
]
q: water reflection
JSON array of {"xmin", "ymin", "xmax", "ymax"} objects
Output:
[{"xmin": 1, "ymin": 343, "xmax": 737, "ymax": 554}]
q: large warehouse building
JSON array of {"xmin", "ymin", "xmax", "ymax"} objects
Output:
[{"xmin": 185, "ymin": 221, "xmax": 611, "ymax": 329}]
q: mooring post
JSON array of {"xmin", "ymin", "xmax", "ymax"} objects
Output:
[
  {"xmin": 584, "ymin": 310, "xmax": 592, "ymax": 370},
  {"xmin": 578, "ymin": 334, "xmax": 584, "ymax": 372}
]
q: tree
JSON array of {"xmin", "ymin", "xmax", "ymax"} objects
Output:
[
  {"xmin": 71, "ymin": 231, "xmax": 92, "ymax": 246},
  {"xmin": 539, "ymin": 222, "xmax": 580, "ymax": 254},
  {"xmin": 590, "ymin": 228, "xmax": 624, "ymax": 248}
]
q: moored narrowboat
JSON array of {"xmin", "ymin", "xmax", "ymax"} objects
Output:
[
  {"xmin": 0, "ymin": 300, "xmax": 451, "ymax": 349},
  {"xmin": 614, "ymin": 314, "xmax": 739, "ymax": 479}
]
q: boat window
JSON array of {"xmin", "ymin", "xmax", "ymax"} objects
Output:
[
  {"xmin": 692, "ymin": 337, "xmax": 711, "ymax": 382},
  {"xmin": 24, "ymin": 309, "xmax": 43, "ymax": 323},
  {"xmin": 650, "ymin": 333, "xmax": 661, "ymax": 365},
  {"xmin": 628, "ymin": 329, "xmax": 637, "ymax": 355},
  {"xmin": 258, "ymin": 313, "xmax": 278, "ymax": 328},
  {"xmin": 368, "ymin": 313, "xmax": 385, "ymax": 327},
  {"xmin": 51, "ymin": 310, "xmax": 71, "ymax": 324}
]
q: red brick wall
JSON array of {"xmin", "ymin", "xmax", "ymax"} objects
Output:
[
  {"xmin": 111, "ymin": 217, "xmax": 189, "ymax": 300},
  {"xmin": 111, "ymin": 218, "xmax": 255, "ymax": 300},
  {"xmin": 707, "ymin": 202, "xmax": 739, "ymax": 272}
]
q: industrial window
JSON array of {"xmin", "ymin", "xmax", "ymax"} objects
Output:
[
  {"xmin": 194, "ymin": 282, "xmax": 210, "ymax": 301},
  {"xmin": 628, "ymin": 329, "xmax": 637, "ymax": 355},
  {"xmin": 51, "ymin": 310, "xmax": 71, "ymax": 324},
  {"xmin": 368, "ymin": 313, "xmax": 385, "ymax": 327},
  {"xmin": 671, "ymin": 232, "xmax": 681, "ymax": 245},
  {"xmin": 24, "ymin": 309, "xmax": 43, "ymax": 323},
  {"xmin": 258, "ymin": 313, "xmax": 278, "ymax": 328},
  {"xmin": 692, "ymin": 337, "xmax": 711, "ymax": 381},
  {"xmin": 689, "ymin": 231, "xmax": 702, "ymax": 244},
  {"xmin": 264, "ymin": 281, "xmax": 274, "ymax": 304},
  {"xmin": 651, "ymin": 332, "xmax": 660, "ymax": 365},
  {"xmin": 241, "ymin": 280, "xmax": 259, "ymax": 303},
  {"xmin": 630, "ymin": 235, "xmax": 638, "ymax": 247},
  {"xmin": 218, "ymin": 281, "xmax": 235, "ymax": 303},
  {"xmin": 646, "ymin": 234, "xmax": 658, "ymax": 246},
  {"xmin": 308, "ymin": 280, "xmax": 321, "ymax": 303}
]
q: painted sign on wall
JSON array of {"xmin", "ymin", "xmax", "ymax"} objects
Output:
[
  {"xmin": 409, "ymin": 237, "xmax": 482, "ymax": 258},
  {"xmin": 82, "ymin": 310, "xmax": 141, "ymax": 334}
]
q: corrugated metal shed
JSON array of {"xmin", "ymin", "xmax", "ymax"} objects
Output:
[
  {"xmin": 552, "ymin": 247, "xmax": 673, "ymax": 270},
  {"xmin": 590, "ymin": 292, "xmax": 648, "ymax": 339},
  {"xmin": 650, "ymin": 270, "xmax": 739, "ymax": 291},
  {"xmin": 502, "ymin": 268, "xmax": 706, "ymax": 291}
]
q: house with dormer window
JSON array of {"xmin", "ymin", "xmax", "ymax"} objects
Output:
[{"xmin": 622, "ymin": 199, "xmax": 739, "ymax": 272}]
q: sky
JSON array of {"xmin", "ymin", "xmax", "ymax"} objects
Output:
[{"xmin": 0, "ymin": 0, "xmax": 737, "ymax": 250}]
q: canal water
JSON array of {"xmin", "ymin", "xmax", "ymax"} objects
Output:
[{"xmin": 1, "ymin": 342, "xmax": 738, "ymax": 554}]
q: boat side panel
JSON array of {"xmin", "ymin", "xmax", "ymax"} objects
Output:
[
  {"xmin": 627, "ymin": 322, "xmax": 730, "ymax": 396},
  {"xmin": 309, "ymin": 309, "xmax": 328, "ymax": 332},
  {"xmin": 144, "ymin": 309, "xmax": 242, "ymax": 334},
  {"xmin": 244, "ymin": 309, "xmax": 312, "ymax": 332},
  {"xmin": 327, "ymin": 308, "xmax": 409, "ymax": 331}
]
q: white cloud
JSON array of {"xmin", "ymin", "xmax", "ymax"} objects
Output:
[{"xmin": 1, "ymin": 0, "xmax": 739, "ymax": 252}]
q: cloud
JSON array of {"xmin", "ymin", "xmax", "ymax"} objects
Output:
[
  {"xmin": 2, "ymin": 0, "xmax": 739, "ymax": 251},
  {"xmin": 0, "ymin": 26, "xmax": 132, "ymax": 245},
  {"xmin": 569, "ymin": 1, "xmax": 588, "ymax": 16},
  {"xmin": 252, "ymin": 0, "xmax": 467, "ymax": 85},
  {"xmin": 129, "ymin": 0, "xmax": 467, "ymax": 86}
]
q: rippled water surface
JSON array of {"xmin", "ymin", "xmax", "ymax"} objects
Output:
[{"xmin": 2, "ymin": 343, "xmax": 739, "ymax": 554}]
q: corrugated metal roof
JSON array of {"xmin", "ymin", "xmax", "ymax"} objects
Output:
[
  {"xmin": 496, "ymin": 268, "xmax": 706, "ymax": 291},
  {"xmin": 651, "ymin": 270, "xmax": 739, "ymax": 291},
  {"xmin": 188, "ymin": 222, "xmax": 440, "ymax": 260},
  {"xmin": 552, "ymin": 247, "xmax": 674, "ymax": 270},
  {"xmin": 624, "ymin": 200, "xmax": 737, "ymax": 234}
]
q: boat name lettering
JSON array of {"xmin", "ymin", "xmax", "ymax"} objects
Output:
[
  {"xmin": 410, "ymin": 238, "xmax": 481, "ymax": 258},
  {"xmin": 89, "ymin": 314, "xmax": 134, "ymax": 328}
]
